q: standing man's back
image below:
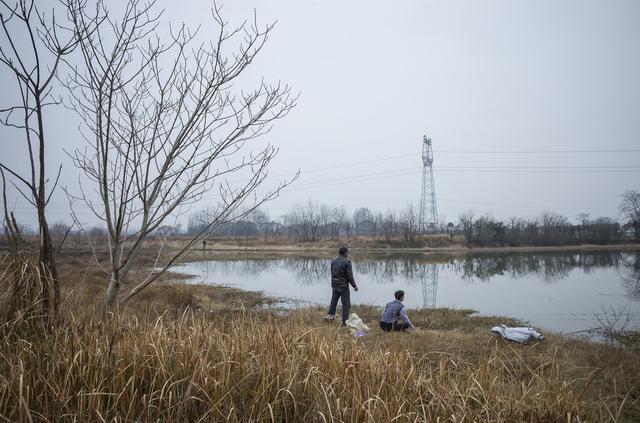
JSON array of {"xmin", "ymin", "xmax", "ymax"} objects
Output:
[
  {"xmin": 325, "ymin": 246, "xmax": 358, "ymax": 325},
  {"xmin": 331, "ymin": 254, "xmax": 355, "ymax": 289}
]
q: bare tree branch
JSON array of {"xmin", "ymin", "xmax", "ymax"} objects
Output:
[
  {"xmin": 64, "ymin": 0, "xmax": 298, "ymax": 314},
  {"xmin": 0, "ymin": 0, "xmax": 103, "ymax": 319}
]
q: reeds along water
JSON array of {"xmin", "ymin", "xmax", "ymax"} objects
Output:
[{"xmin": 1, "ymin": 306, "xmax": 638, "ymax": 422}]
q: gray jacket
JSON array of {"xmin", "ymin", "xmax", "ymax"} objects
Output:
[
  {"xmin": 380, "ymin": 300, "xmax": 414, "ymax": 327},
  {"xmin": 330, "ymin": 255, "xmax": 356, "ymax": 289}
]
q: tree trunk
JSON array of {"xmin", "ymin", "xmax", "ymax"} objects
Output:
[
  {"xmin": 37, "ymin": 208, "xmax": 59, "ymax": 320},
  {"xmin": 103, "ymin": 247, "xmax": 138, "ymax": 315},
  {"xmin": 102, "ymin": 275, "xmax": 120, "ymax": 317}
]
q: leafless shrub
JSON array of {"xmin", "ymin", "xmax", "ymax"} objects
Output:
[{"xmin": 594, "ymin": 306, "xmax": 634, "ymax": 347}]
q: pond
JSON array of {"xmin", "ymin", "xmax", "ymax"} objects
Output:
[{"xmin": 173, "ymin": 251, "xmax": 640, "ymax": 335}]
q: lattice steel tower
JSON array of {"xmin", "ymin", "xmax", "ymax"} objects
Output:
[{"xmin": 419, "ymin": 135, "xmax": 438, "ymax": 231}]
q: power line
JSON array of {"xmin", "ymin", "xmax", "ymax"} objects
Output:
[
  {"xmin": 282, "ymin": 165, "xmax": 640, "ymax": 192},
  {"xmin": 435, "ymin": 168, "xmax": 640, "ymax": 173},
  {"xmin": 290, "ymin": 167, "xmax": 420, "ymax": 189},
  {"xmin": 434, "ymin": 148, "xmax": 640, "ymax": 154},
  {"xmin": 265, "ymin": 148, "xmax": 640, "ymax": 179},
  {"xmin": 5, "ymin": 149, "xmax": 638, "ymax": 218},
  {"xmin": 20, "ymin": 162, "xmax": 631, "ymax": 208},
  {"xmin": 439, "ymin": 165, "xmax": 640, "ymax": 169},
  {"xmin": 267, "ymin": 153, "xmax": 417, "ymax": 178},
  {"xmin": 437, "ymin": 197, "xmax": 618, "ymax": 211}
]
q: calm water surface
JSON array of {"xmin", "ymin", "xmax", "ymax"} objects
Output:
[{"xmin": 174, "ymin": 251, "xmax": 640, "ymax": 334}]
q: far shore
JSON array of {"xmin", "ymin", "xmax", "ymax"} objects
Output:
[
  {"xmin": 191, "ymin": 242, "xmax": 640, "ymax": 256},
  {"xmin": 4, "ymin": 239, "xmax": 639, "ymax": 264}
]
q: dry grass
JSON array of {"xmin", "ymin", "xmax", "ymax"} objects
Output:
[
  {"xmin": 1, "ymin": 306, "xmax": 639, "ymax": 422},
  {"xmin": 0, "ymin": 252, "xmax": 57, "ymax": 328},
  {"xmin": 1, "ymin": 251, "xmax": 639, "ymax": 421}
]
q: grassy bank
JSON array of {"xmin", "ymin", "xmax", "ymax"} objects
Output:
[
  {"xmin": 1, "ymin": 253, "xmax": 639, "ymax": 421},
  {"xmin": 2, "ymin": 305, "xmax": 640, "ymax": 422},
  {"xmin": 2, "ymin": 283, "xmax": 640, "ymax": 421}
]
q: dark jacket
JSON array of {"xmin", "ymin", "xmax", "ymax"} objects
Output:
[{"xmin": 331, "ymin": 255, "xmax": 356, "ymax": 289}]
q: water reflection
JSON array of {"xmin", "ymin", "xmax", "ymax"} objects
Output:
[
  {"xmin": 619, "ymin": 254, "xmax": 640, "ymax": 301},
  {"xmin": 277, "ymin": 253, "xmax": 633, "ymax": 287},
  {"xmin": 181, "ymin": 251, "xmax": 640, "ymax": 310},
  {"xmin": 176, "ymin": 251, "xmax": 640, "ymax": 333},
  {"xmin": 453, "ymin": 252, "xmax": 626, "ymax": 283},
  {"xmin": 194, "ymin": 258, "xmax": 276, "ymax": 277}
]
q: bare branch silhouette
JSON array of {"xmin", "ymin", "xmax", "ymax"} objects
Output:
[
  {"xmin": 64, "ymin": 0, "xmax": 298, "ymax": 314},
  {"xmin": 0, "ymin": 0, "xmax": 102, "ymax": 319}
]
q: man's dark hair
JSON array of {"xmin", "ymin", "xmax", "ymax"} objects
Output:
[
  {"xmin": 338, "ymin": 246, "xmax": 348, "ymax": 256},
  {"xmin": 394, "ymin": 290, "xmax": 405, "ymax": 300}
]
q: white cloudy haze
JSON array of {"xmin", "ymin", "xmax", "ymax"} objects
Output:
[{"xmin": 1, "ymin": 0, "xmax": 639, "ymax": 228}]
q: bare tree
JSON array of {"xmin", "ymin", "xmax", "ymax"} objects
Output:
[
  {"xmin": 459, "ymin": 210, "xmax": 475, "ymax": 245},
  {"xmin": 0, "ymin": 0, "xmax": 99, "ymax": 317},
  {"xmin": 306, "ymin": 201, "xmax": 323, "ymax": 241},
  {"xmin": 248, "ymin": 208, "xmax": 271, "ymax": 242},
  {"xmin": 380, "ymin": 210, "xmax": 397, "ymax": 241},
  {"xmin": 319, "ymin": 204, "xmax": 331, "ymax": 239},
  {"xmin": 330, "ymin": 206, "xmax": 348, "ymax": 240},
  {"xmin": 353, "ymin": 207, "xmax": 374, "ymax": 236},
  {"xmin": 620, "ymin": 190, "xmax": 640, "ymax": 241},
  {"xmin": 65, "ymin": 0, "xmax": 297, "ymax": 314},
  {"xmin": 399, "ymin": 204, "xmax": 419, "ymax": 243}
]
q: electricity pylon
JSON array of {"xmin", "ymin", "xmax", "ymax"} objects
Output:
[{"xmin": 418, "ymin": 135, "xmax": 438, "ymax": 232}]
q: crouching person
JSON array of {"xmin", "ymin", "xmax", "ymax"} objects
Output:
[{"xmin": 379, "ymin": 290, "xmax": 417, "ymax": 332}]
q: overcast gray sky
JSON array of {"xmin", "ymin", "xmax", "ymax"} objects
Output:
[{"xmin": 1, "ymin": 0, "xmax": 639, "ymax": 228}]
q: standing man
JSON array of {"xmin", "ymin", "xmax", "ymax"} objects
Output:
[{"xmin": 325, "ymin": 246, "xmax": 358, "ymax": 326}]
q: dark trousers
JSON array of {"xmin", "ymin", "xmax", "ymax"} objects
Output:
[
  {"xmin": 327, "ymin": 287, "xmax": 351, "ymax": 325},
  {"xmin": 379, "ymin": 321, "xmax": 411, "ymax": 332}
]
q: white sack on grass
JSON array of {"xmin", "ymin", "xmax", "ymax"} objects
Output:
[
  {"xmin": 491, "ymin": 324, "xmax": 545, "ymax": 344},
  {"xmin": 345, "ymin": 313, "xmax": 370, "ymax": 337}
]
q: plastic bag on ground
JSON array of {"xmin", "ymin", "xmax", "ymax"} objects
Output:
[
  {"xmin": 491, "ymin": 324, "xmax": 545, "ymax": 344},
  {"xmin": 345, "ymin": 313, "xmax": 370, "ymax": 337}
]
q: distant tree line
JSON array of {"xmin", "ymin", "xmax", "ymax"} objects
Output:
[
  {"xmin": 184, "ymin": 202, "xmax": 426, "ymax": 244},
  {"xmin": 7, "ymin": 190, "xmax": 639, "ymax": 249},
  {"xmin": 182, "ymin": 190, "xmax": 640, "ymax": 247},
  {"xmin": 458, "ymin": 211, "xmax": 625, "ymax": 246}
]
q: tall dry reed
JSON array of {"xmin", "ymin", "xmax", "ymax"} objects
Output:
[
  {"xmin": 0, "ymin": 252, "xmax": 56, "ymax": 330},
  {"xmin": 1, "ymin": 308, "xmax": 637, "ymax": 422}
]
